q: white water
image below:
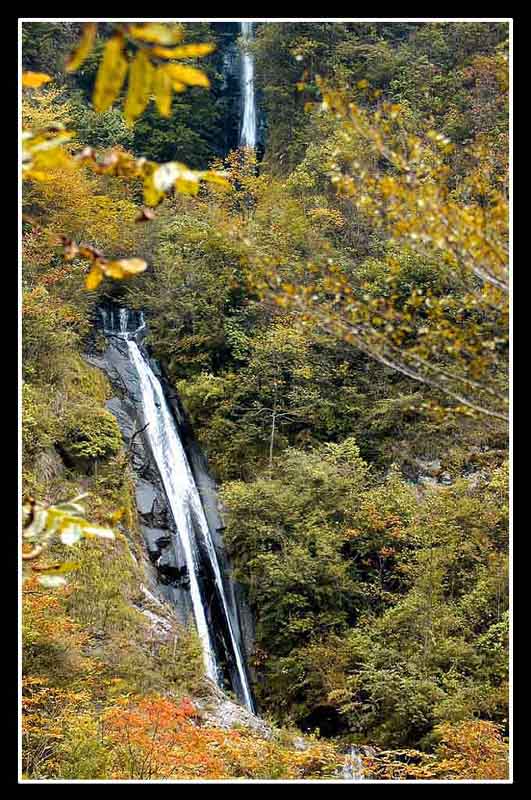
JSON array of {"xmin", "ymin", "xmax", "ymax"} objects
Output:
[
  {"xmin": 127, "ymin": 339, "xmax": 219, "ymax": 682},
  {"xmin": 341, "ymin": 747, "xmax": 365, "ymax": 781},
  {"xmin": 239, "ymin": 21, "xmax": 257, "ymax": 148},
  {"xmin": 101, "ymin": 308, "xmax": 255, "ymax": 712}
]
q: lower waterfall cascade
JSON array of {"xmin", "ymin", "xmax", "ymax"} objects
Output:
[{"xmin": 99, "ymin": 305, "xmax": 255, "ymax": 713}]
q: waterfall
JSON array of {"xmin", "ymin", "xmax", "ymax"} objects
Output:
[
  {"xmin": 100, "ymin": 307, "xmax": 255, "ymax": 713},
  {"xmin": 239, "ymin": 21, "xmax": 257, "ymax": 148},
  {"xmin": 127, "ymin": 340, "xmax": 219, "ymax": 682}
]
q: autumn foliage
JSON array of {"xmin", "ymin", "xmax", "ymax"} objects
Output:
[
  {"xmin": 362, "ymin": 720, "xmax": 509, "ymax": 780},
  {"xmin": 22, "ymin": 20, "xmax": 510, "ymax": 783},
  {"xmin": 23, "ymin": 688, "xmax": 343, "ymax": 780}
]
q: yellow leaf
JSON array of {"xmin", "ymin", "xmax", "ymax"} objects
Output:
[
  {"xmin": 82, "ymin": 526, "xmax": 114, "ymax": 539},
  {"xmin": 153, "ymin": 66, "xmax": 173, "ymax": 117},
  {"xmin": 169, "ymin": 77, "xmax": 186, "ymax": 93},
  {"xmin": 65, "ymin": 22, "xmax": 97, "ymax": 72},
  {"xmin": 151, "ymin": 42, "xmax": 216, "ymax": 59},
  {"xmin": 23, "ymin": 127, "xmax": 75, "ymax": 159},
  {"xmin": 153, "ymin": 162, "xmax": 180, "ymax": 192},
  {"xmin": 22, "ymin": 71, "xmax": 52, "ymax": 88},
  {"xmin": 102, "ymin": 262, "xmax": 125, "ymax": 279},
  {"xmin": 127, "ymin": 23, "xmax": 184, "ymax": 45},
  {"xmin": 104, "ymin": 258, "xmax": 147, "ymax": 278},
  {"xmin": 93, "ymin": 34, "xmax": 128, "ymax": 113},
  {"xmin": 200, "ymin": 171, "xmax": 231, "ymax": 190},
  {"xmin": 143, "ymin": 170, "xmax": 164, "ymax": 207},
  {"xmin": 22, "ymin": 169, "xmax": 53, "ymax": 182},
  {"xmin": 159, "ymin": 162, "xmax": 200, "ymax": 195},
  {"xmin": 174, "ymin": 167, "xmax": 200, "ymax": 195},
  {"xmin": 121, "ymin": 258, "xmax": 148, "ymax": 275},
  {"xmin": 142, "ymin": 161, "xmax": 220, "ymax": 205},
  {"xmin": 85, "ymin": 264, "xmax": 103, "ymax": 290},
  {"xmin": 165, "ymin": 63, "xmax": 209, "ymax": 88},
  {"xmin": 110, "ymin": 508, "xmax": 125, "ymax": 523},
  {"xmin": 124, "ymin": 49, "xmax": 154, "ymax": 127}
]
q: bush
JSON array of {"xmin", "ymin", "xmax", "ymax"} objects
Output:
[{"xmin": 61, "ymin": 407, "xmax": 122, "ymax": 462}]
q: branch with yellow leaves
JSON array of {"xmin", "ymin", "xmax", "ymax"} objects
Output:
[
  {"xmin": 316, "ymin": 79, "xmax": 508, "ymax": 294},
  {"xmin": 65, "ymin": 22, "xmax": 216, "ymax": 127},
  {"xmin": 22, "ymin": 494, "xmax": 117, "ymax": 589},
  {"xmin": 22, "ymin": 130, "xmax": 230, "ymax": 289},
  {"xmin": 255, "ymin": 80, "xmax": 509, "ymax": 422},
  {"xmin": 260, "ymin": 269, "xmax": 508, "ymax": 422}
]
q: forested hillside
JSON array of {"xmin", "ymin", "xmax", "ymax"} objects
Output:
[{"xmin": 21, "ymin": 20, "xmax": 509, "ymax": 781}]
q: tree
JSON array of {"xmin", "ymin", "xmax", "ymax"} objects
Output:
[{"xmin": 264, "ymin": 82, "xmax": 508, "ymax": 422}]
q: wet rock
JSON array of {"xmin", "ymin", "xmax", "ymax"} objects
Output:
[
  {"xmin": 439, "ymin": 471, "xmax": 453, "ymax": 485},
  {"xmin": 140, "ymin": 607, "xmax": 174, "ymax": 635},
  {"xmin": 141, "ymin": 525, "xmax": 170, "ymax": 554},
  {"xmin": 195, "ymin": 680, "xmax": 273, "ymax": 740},
  {"xmin": 139, "ymin": 583, "xmax": 165, "ymax": 608},
  {"xmin": 135, "ymin": 479, "xmax": 158, "ymax": 517},
  {"xmin": 134, "ymin": 583, "xmax": 178, "ymax": 636},
  {"xmin": 105, "ymin": 397, "xmax": 136, "ymax": 442}
]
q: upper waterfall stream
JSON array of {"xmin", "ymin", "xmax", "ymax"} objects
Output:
[
  {"xmin": 239, "ymin": 21, "xmax": 257, "ymax": 148},
  {"xmin": 100, "ymin": 307, "xmax": 255, "ymax": 713}
]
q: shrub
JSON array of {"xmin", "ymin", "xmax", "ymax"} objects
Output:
[{"xmin": 62, "ymin": 407, "xmax": 122, "ymax": 462}]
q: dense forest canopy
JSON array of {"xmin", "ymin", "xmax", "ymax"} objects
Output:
[{"xmin": 21, "ymin": 19, "xmax": 510, "ymax": 782}]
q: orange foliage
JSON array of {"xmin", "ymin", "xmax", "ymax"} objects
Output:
[
  {"xmin": 23, "ymin": 579, "xmax": 86, "ymax": 648},
  {"xmin": 101, "ymin": 694, "xmax": 341, "ymax": 780},
  {"xmin": 22, "ymin": 677, "xmax": 93, "ymax": 777},
  {"xmin": 433, "ymin": 720, "xmax": 509, "ymax": 780}
]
